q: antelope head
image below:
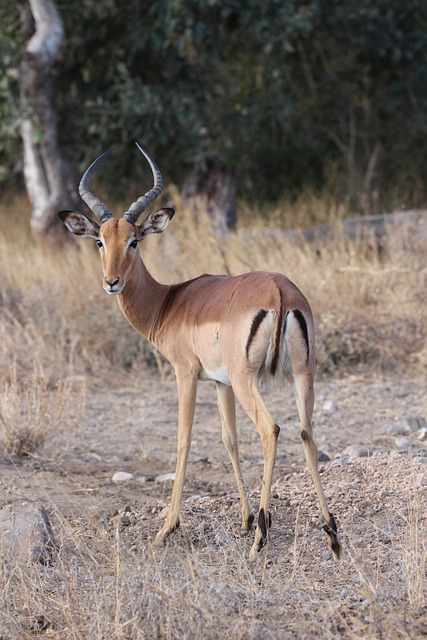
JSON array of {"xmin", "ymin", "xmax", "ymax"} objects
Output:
[{"xmin": 58, "ymin": 143, "xmax": 174, "ymax": 295}]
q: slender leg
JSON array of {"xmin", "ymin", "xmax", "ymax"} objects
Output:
[
  {"xmin": 155, "ymin": 369, "xmax": 198, "ymax": 545},
  {"xmin": 216, "ymin": 382, "xmax": 254, "ymax": 533},
  {"xmin": 293, "ymin": 373, "xmax": 341, "ymax": 559},
  {"xmin": 232, "ymin": 377, "xmax": 280, "ymax": 560}
]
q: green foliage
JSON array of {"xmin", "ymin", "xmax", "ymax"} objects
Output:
[{"xmin": 2, "ymin": 0, "xmax": 427, "ymax": 209}]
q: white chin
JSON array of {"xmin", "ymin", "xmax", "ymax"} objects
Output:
[{"xmin": 104, "ymin": 287, "xmax": 124, "ymax": 295}]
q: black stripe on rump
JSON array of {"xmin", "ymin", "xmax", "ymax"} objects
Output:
[
  {"xmin": 293, "ymin": 309, "xmax": 310, "ymax": 362},
  {"xmin": 245, "ymin": 309, "xmax": 268, "ymax": 358},
  {"xmin": 270, "ymin": 289, "xmax": 283, "ymax": 376}
]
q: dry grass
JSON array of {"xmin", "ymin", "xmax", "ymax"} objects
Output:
[
  {"xmin": 1, "ymin": 190, "xmax": 425, "ymax": 386},
  {"xmin": 0, "ymin": 456, "xmax": 426, "ymax": 639},
  {"xmin": 0, "ymin": 365, "xmax": 85, "ymax": 459}
]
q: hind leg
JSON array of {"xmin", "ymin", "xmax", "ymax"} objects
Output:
[
  {"xmin": 231, "ymin": 376, "xmax": 280, "ymax": 559},
  {"xmin": 292, "ymin": 372, "xmax": 341, "ymax": 559},
  {"xmin": 216, "ymin": 382, "xmax": 254, "ymax": 533}
]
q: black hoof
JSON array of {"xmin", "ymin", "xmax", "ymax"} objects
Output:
[
  {"xmin": 258, "ymin": 508, "xmax": 272, "ymax": 542},
  {"xmin": 323, "ymin": 513, "xmax": 341, "ymax": 560}
]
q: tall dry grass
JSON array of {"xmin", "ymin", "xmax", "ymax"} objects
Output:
[
  {"xmin": 0, "ymin": 191, "xmax": 425, "ymax": 414},
  {"xmin": 2, "ymin": 191, "xmax": 426, "ymax": 383},
  {"xmin": 0, "ymin": 365, "xmax": 85, "ymax": 459}
]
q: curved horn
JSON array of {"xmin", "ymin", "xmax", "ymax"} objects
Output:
[
  {"xmin": 123, "ymin": 142, "xmax": 163, "ymax": 225},
  {"xmin": 79, "ymin": 147, "xmax": 114, "ymax": 223}
]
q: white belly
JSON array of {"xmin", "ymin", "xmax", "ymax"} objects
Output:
[{"xmin": 199, "ymin": 364, "xmax": 231, "ymax": 385}]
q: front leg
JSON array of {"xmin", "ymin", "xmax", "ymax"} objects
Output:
[{"xmin": 155, "ymin": 368, "xmax": 198, "ymax": 545}]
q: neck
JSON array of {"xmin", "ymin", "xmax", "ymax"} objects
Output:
[{"xmin": 117, "ymin": 257, "xmax": 170, "ymax": 345}]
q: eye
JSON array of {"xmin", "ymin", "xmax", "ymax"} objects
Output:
[
  {"xmin": 129, "ymin": 239, "xmax": 138, "ymax": 249},
  {"xmin": 96, "ymin": 240, "xmax": 103, "ymax": 249}
]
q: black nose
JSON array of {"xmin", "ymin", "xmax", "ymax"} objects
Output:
[{"xmin": 105, "ymin": 277, "xmax": 119, "ymax": 287}]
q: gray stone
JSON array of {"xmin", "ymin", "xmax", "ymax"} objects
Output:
[
  {"xmin": 112, "ymin": 471, "xmax": 134, "ymax": 484},
  {"xmin": 0, "ymin": 501, "xmax": 56, "ymax": 565},
  {"xmin": 322, "ymin": 400, "xmax": 338, "ymax": 412},
  {"xmin": 394, "ymin": 437, "xmax": 413, "ymax": 449},
  {"xmin": 155, "ymin": 472, "xmax": 176, "ymax": 483},
  {"xmin": 407, "ymin": 417, "xmax": 427, "ymax": 432},
  {"xmin": 342, "ymin": 445, "xmax": 374, "ymax": 458},
  {"xmin": 377, "ymin": 423, "xmax": 408, "ymax": 436},
  {"xmin": 318, "ymin": 450, "xmax": 331, "ymax": 462}
]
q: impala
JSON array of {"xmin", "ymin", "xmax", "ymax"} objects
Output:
[{"xmin": 59, "ymin": 143, "xmax": 341, "ymax": 561}]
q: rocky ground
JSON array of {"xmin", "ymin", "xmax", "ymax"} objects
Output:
[{"xmin": 0, "ymin": 372, "xmax": 426, "ymax": 639}]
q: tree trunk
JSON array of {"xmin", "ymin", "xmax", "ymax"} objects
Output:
[
  {"xmin": 181, "ymin": 151, "xmax": 237, "ymax": 232},
  {"xmin": 361, "ymin": 139, "xmax": 383, "ymax": 215},
  {"xmin": 19, "ymin": 0, "xmax": 78, "ymax": 241}
]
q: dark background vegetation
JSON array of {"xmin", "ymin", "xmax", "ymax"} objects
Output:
[{"xmin": 1, "ymin": 0, "xmax": 427, "ymax": 213}]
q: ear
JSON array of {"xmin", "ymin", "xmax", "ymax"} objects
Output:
[
  {"xmin": 58, "ymin": 210, "xmax": 100, "ymax": 239},
  {"xmin": 136, "ymin": 208, "xmax": 175, "ymax": 240}
]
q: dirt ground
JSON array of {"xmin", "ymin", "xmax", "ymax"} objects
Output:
[
  {"xmin": 1, "ymin": 372, "xmax": 426, "ymax": 638},
  {"xmin": 1, "ymin": 372, "xmax": 425, "ymax": 517}
]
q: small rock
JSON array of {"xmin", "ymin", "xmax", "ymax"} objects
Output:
[
  {"xmin": 0, "ymin": 501, "xmax": 56, "ymax": 565},
  {"xmin": 120, "ymin": 515, "xmax": 131, "ymax": 527},
  {"xmin": 318, "ymin": 450, "xmax": 331, "ymax": 462},
  {"xmin": 155, "ymin": 472, "xmax": 176, "ymax": 483},
  {"xmin": 394, "ymin": 437, "xmax": 412, "ymax": 449},
  {"xmin": 407, "ymin": 417, "xmax": 427, "ymax": 432},
  {"xmin": 112, "ymin": 471, "xmax": 134, "ymax": 484},
  {"xmin": 342, "ymin": 445, "xmax": 374, "ymax": 458},
  {"xmin": 322, "ymin": 400, "xmax": 338, "ymax": 412},
  {"xmin": 377, "ymin": 423, "xmax": 407, "ymax": 436}
]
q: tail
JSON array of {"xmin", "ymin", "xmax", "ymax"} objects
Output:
[
  {"xmin": 247, "ymin": 304, "xmax": 313, "ymax": 382},
  {"xmin": 279, "ymin": 309, "xmax": 313, "ymax": 378}
]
